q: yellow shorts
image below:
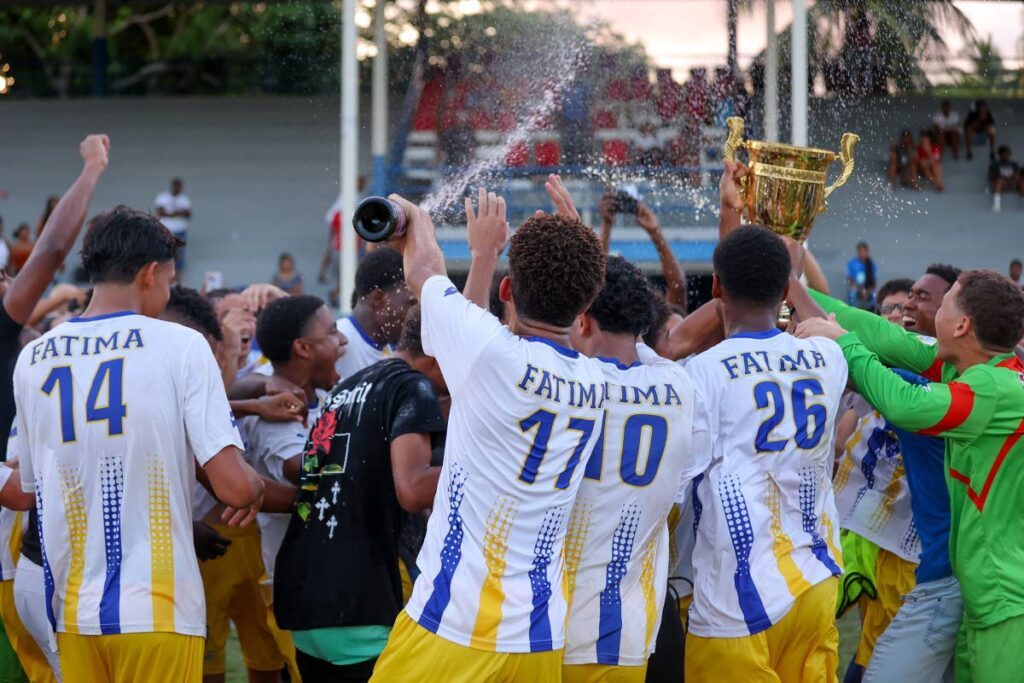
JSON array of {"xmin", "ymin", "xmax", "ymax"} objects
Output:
[
  {"xmin": 259, "ymin": 583, "xmax": 301, "ymax": 683},
  {"xmin": 685, "ymin": 577, "xmax": 839, "ymax": 683},
  {"xmin": 678, "ymin": 593, "xmax": 694, "ymax": 633},
  {"xmin": 562, "ymin": 662, "xmax": 648, "ymax": 682},
  {"xmin": 0, "ymin": 579, "xmax": 56, "ymax": 683},
  {"xmin": 370, "ymin": 611, "xmax": 562, "ymax": 682},
  {"xmin": 56, "ymin": 632, "xmax": 202, "ymax": 683},
  {"xmin": 854, "ymin": 548, "xmax": 917, "ymax": 667},
  {"xmin": 199, "ymin": 523, "xmax": 284, "ymax": 675}
]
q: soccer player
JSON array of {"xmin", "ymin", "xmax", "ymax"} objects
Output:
[
  {"xmin": 12, "ymin": 206, "xmax": 264, "ymax": 683},
  {"xmin": 241, "ymin": 294, "xmax": 346, "ymax": 680},
  {"xmin": 683, "ymin": 226, "xmax": 847, "ymax": 681},
  {"xmin": 562, "ymin": 255, "xmax": 705, "ymax": 682},
  {"xmin": 796, "ymin": 270, "xmax": 1024, "ymax": 683},
  {"xmin": 335, "ymin": 248, "xmax": 414, "ymax": 380},
  {"xmin": 369, "ymin": 195, "xmax": 607, "ymax": 681},
  {"xmin": 789, "ymin": 264, "xmax": 964, "ymax": 681},
  {"xmin": 274, "ymin": 305, "xmax": 446, "ymax": 681}
]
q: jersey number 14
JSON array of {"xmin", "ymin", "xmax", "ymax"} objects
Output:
[{"xmin": 41, "ymin": 359, "xmax": 127, "ymax": 443}]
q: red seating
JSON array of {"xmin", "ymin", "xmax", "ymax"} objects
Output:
[
  {"xmin": 535, "ymin": 140, "xmax": 561, "ymax": 166},
  {"xmin": 497, "ymin": 112, "xmax": 517, "ymax": 131},
  {"xmin": 469, "ymin": 110, "xmax": 492, "ymax": 130},
  {"xmin": 505, "ymin": 142, "xmax": 528, "ymax": 166},
  {"xmin": 594, "ymin": 110, "xmax": 618, "ymax": 129},
  {"xmin": 603, "ymin": 139, "xmax": 629, "ymax": 165}
]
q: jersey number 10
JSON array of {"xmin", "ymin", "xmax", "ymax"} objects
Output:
[
  {"xmin": 41, "ymin": 359, "xmax": 127, "ymax": 443},
  {"xmin": 517, "ymin": 410, "xmax": 667, "ymax": 489}
]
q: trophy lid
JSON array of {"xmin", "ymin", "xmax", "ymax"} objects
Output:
[{"xmin": 746, "ymin": 139, "xmax": 837, "ymax": 161}]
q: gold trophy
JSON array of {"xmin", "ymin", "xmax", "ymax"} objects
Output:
[{"xmin": 722, "ymin": 116, "xmax": 860, "ymax": 323}]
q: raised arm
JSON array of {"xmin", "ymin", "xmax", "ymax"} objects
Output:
[
  {"xmin": 5, "ymin": 135, "xmax": 109, "ymax": 325},
  {"xmin": 660, "ymin": 299, "xmax": 725, "ymax": 360},
  {"xmin": 807, "ymin": 289, "xmax": 941, "ymax": 377},
  {"xmin": 637, "ymin": 203, "xmax": 688, "ymax": 312},
  {"xmin": 462, "ymin": 187, "xmax": 510, "ymax": 310},
  {"xmin": 386, "ymin": 196, "xmax": 446, "ymax": 300},
  {"xmin": 796, "ymin": 321, "xmax": 990, "ymax": 438},
  {"xmin": 718, "ymin": 159, "xmax": 748, "ymax": 240}
]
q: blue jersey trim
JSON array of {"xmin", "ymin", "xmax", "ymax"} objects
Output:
[
  {"xmin": 729, "ymin": 328, "xmax": 783, "ymax": 340},
  {"xmin": 596, "ymin": 356, "xmax": 642, "ymax": 370},
  {"xmin": 523, "ymin": 336, "xmax": 579, "ymax": 359},
  {"xmin": 67, "ymin": 311, "xmax": 136, "ymax": 323},
  {"xmin": 346, "ymin": 316, "xmax": 384, "ymax": 351}
]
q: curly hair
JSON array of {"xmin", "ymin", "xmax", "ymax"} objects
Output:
[
  {"xmin": 713, "ymin": 225, "xmax": 790, "ymax": 307},
  {"xmin": 166, "ymin": 286, "xmax": 222, "ymax": 341},
  {"xmin": 507, "ymin": 213, "xmax": 605, "ymax": 327},
  {"xmin": 956, "ymin": 269, "xmax": 1024, "ymax": 350},
  {"xmin": 355, "ymin": 247, "xmax": 405, "ymax": 297},
  {"xmin": 256, "ymin": 295, "xmax": 326, "ymax": 363},
  {"xmin": 587, "ymin": 256, "xmax": 655, "ymax": 336},
  {"xmin": 926, "ymin": 263, "xmax": 962, "ymax": 290}
]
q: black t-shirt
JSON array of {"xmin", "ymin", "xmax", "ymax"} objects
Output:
[
  {"xmin": 0, "ymin": 301, "xmax": 23, "ymax": 461},
  {"xmin": 965, "ymin": 109, "xmax": 995, "ymax": 128},
  {"xmin": 273, "ymin": 358, "xmax": 445, "ymax": 631}
]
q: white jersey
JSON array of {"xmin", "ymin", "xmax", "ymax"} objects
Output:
[
  {"xmin": 669, "ymin": 474, "xmax": 704, "ymax": 602},
  {"xmin": 685, "ymin": 328, "xmax": 847, "ymax": 637},
  {"xmin": 13, "ymin": 312, "xmax": 243, "ymax": 637},
  {"xmin": 240, "ymin": 398, "xmax": 321, "ymax": 584},
  {"xmin": 834, "ymin": 408, "xmax": 920, "ymax": 563},
  {"xmin": 404, "ymin": 276, "xmax": 608, "ymax": 652},
  {"xmin": 335, "ymin": 317, "xmax": 393, "ymax": 380},
  {"xmin": 0, "ymin": 432, "xmax": 25, "ymax": 582},
  {"xmin": 564, "ymin": 347, "xmax": 705, "ymax": 666}
]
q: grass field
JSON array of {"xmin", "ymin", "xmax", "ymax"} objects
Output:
[{"xmin": 221, "ymin": 610, "xmax": 863, "ymax": 681}]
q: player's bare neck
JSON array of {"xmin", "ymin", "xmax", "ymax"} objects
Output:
[
  {"xmin": 723, "ymin": 305, "xmax": 779, "ymax": 339},
  {"xmin": 512, "ymin": 316, "xmax": 573, "ymax": 349},
  {"xmin": 591, "ymin": 334, "xmax": 640, "ymax": 366},
  {"xmin": 79, "ymin": 284, "xmax": 143, "ymax": 319},
  {"xmin": 272, "ymin": 364, "xmax": 315, "ymax": 404},
  {"xmin": 352, "ymin": 303, "xmax": 388, "ymax": 347}
]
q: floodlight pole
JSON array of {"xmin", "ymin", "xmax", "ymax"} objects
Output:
[
  {"xmin": 791, "ymin": 0, "xmax": 808, "ymax": 147},
  {"xmin": 765, "ymin": 0, "xmax": 778, "ymax": 142},
  {"xmin": 340, "ymin": 0, "xmax": 359, "ymax": 315},
  {"xmin": 371, "ymin": 0, "xmax": 389, "ymax": 197}
]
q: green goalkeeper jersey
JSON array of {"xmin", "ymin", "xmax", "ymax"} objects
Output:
[{"xmin": 811, "ymin": 290, "xmax": 1024, "ymax": 629}]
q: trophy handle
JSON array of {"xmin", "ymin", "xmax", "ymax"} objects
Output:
[
  {"xmin": 823, "ymin": 132, "xmax": 861, "ymax": 201},
  {"xmin": 723, "ymin": 116, "xmax": 745, "ymax": 162}
]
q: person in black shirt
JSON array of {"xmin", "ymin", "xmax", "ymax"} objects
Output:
[
  {"xmin": 0, "ymin": 135, "xmax": 110, "ymax": 460},
  {"xmin": 964, "ymin": 99, "xmax": 996, "ymax": 161},
  {"xmin": 989, "ymin": 145, "xmax": 1024, "ymax": 212},
  {"xmin": 274, "ymin": 305, "xmax": 445, "ymax": 683}
]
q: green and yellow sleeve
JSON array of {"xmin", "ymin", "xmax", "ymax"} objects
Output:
[{"xmin": 837, "ymin": 332, "xmax": 994, "ymax": 439}]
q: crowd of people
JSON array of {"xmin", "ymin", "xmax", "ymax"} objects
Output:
[{"xmin": 0, "ymin": 131, "xmax": 1021, "ymax": 683}]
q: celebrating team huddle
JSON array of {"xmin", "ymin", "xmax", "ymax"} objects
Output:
[{"xmin": 0, "ymin": 135, "xmax": 1023, "ymax": 683}]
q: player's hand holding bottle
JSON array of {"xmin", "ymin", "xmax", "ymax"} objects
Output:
[{"xmin": 466, "ymin": 187, "xmax": 509, "ymax": 262}]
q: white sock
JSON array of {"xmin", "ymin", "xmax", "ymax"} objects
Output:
[{"xmin": 994, "ymin": 193, "xmax": 1002, "ymax": 212}]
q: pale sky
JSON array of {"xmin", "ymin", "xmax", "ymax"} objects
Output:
[{"xmin": 569, "ymin": 0, "xmax": 1023, "ymax": 80}]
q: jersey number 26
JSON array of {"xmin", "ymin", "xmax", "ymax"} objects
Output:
[{"xmin": 753, "ymin": 378, "xmax": 827, "ymax": 453}]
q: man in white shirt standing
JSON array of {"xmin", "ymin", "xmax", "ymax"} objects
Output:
[
  {"xmin": 932, "ymin": 100, "xmax": 961, "ymax": 161},
  {"xmin": 154, "ymin": 178, "xmax": 192, "ymax": 275}
]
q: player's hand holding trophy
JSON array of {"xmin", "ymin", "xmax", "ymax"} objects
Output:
[{"xmin": 722, "ymin": 116, "xmax": 860, "ymax": 323}]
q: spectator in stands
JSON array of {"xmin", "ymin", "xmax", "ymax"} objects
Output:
[
  {"xmin": 932, "ymin": 99, "xmax": 961, "ymax": 160},
  {"xmin": 34, "ymin": 195, "xmax": 58, "ymax": 238},
  {"xmin": 888, "ymin": 129, "xmax": 919, "ymax": 190},
  {"xmin": 916, "ymin": 129, "xmax": 944, "ymax": 192},
  {"xmin": 154, "ymin": 177, "xmax": 192, "ymax": 272},
  {"xmin": 272, "ymin": 253, "xmax": 304, "ymax": 295},
  {"xmin": 9, "ymin": 224, "xmax": 33, "ymax": 275},
  {"xmin": 1009, "ymin": 259, "xmax": 1023, "ymax": 286},
  {"xmin": 989, "ymin": 145, "xmax": 1023, "ymax": 212},
  {"xmin": 847, "ymin": 240, "xmax": 878, "ymax": 309},
  {"xmin": 964, "ymin": 99, "xmax": 996, "ymax": 161},
  {"xmin": 320, "ymin": 175, "xmax": 369, "ymax": 307}
]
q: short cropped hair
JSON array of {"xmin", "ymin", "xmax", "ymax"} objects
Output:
[
  {"xmin": 712, "ymin": 225, "xmax": 790, "ymax": 307},
  {"xmin": 956, "ymin": 270, "xmax": 1024, "ymax": 350},
  {"xmin": 507, "ymin": 214, "xmax": 605, "ymax": 327},
  {"xmin": 80, "ymin": 205, "xmax": 182, "ymax": 284},
  {"xmin": 166, "ymin": 286, "xmax": 222, "ymax": 341},
  {"xmin": 397, "ymin": 304, "xmax": 424, "ymax": 355},
  {"xmin": 488, "ymin": 270, "xmax": 506, "ymax": 321},
  {"xmin": 926, "ymin": 263, "xmax": 962, "ymax": 289},
  {"xmin": 876, "ymin": 278, "xmax": 914, "ymax": 306},
  {"xmin": 587, "ymin": 256, "xmax": 655, "ymax": 337},
  {"xmin": 355, "ymin": 248, "xmax": 405, "ymax": 298},
  {"xmin": 256, "ymin": 295, "xmax": 326, "ymax": 363}
]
